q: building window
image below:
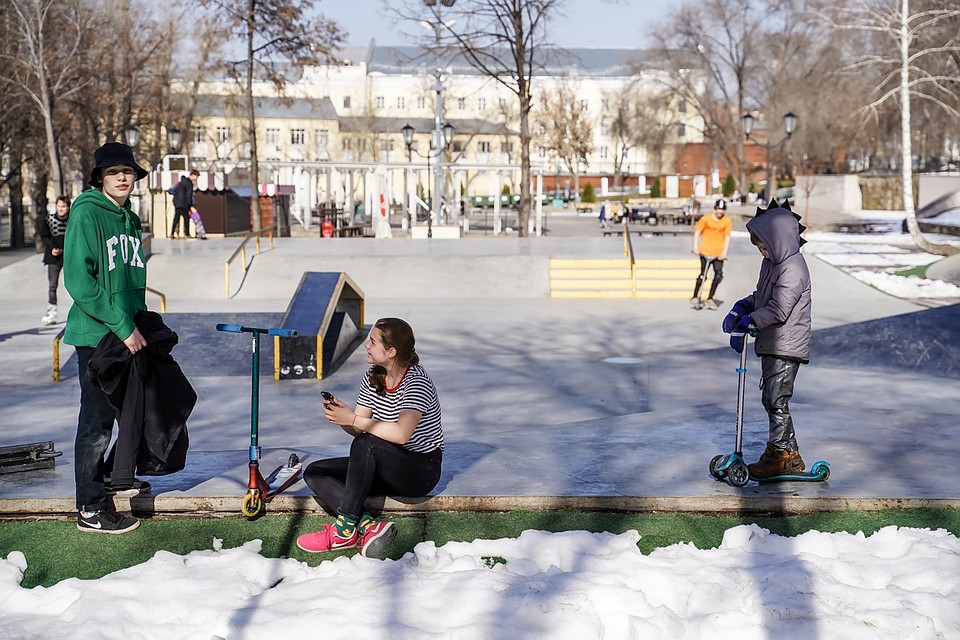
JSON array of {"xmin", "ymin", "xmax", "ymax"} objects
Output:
[
  {"xmin": 499, "ymin": 97, "xmax": 507, "ymax": 108},
  {"xmin": 417, "ymin": 95, "xmax": 427, "ymax": 110},
  {"xmin": 458, "ymin": 97, "xmax": 466, "ymax": 110},
  {"xmin": 599, "ymin": 146, "xmax": 609, "ymax": 159},
  {"xmin": 291, "ymin": 129, "xmax": 306, "ymax": 145},
  {"xmin": 678, "ymin": 98, "xmax": 687, "ymax": 113},
  {"xmin": 216, "ymin": 127, "xmax": 229, "ymax": 143},
  {"xmin": 478, "ymin": 97, "xmax": 486, "ymax": 111},
  {"xmin": 343, "ymin": 96, "xmax": 351, "ymax": 109},
  {"xmin": 376, "ymin": 96, "xmax": 385, "ymax": 109},
  {"xmin": 501, "ymin": 142, "xmax": 513, "ymax": 155},
  {"xmin": 580, "ymin": 99, "xmax": 588, "ymax": 110},
  {"xmin": 601, "ymin": 98, "xmax": 609, "ymax": 111},
  {"xmin": 379, "ymin": 139, "xmax": 394, "ymax": 152},
  {"xmin": 397, "ymin": 96, "xmax": 405, "ymax": 109},
  {"xmin": 452, "ymin": 141, "xmax": 463, "ymax": 153},
  {"xmin": 342, "ymin": 138, "xmax": 352, "ymax": 151},
  {"xmin": 677, "ymin": 123, "xmax": 687, "ymax": 138},
  {"xmin": 266, "ymin": 128, "xmax": 280, "ymax": 145},
  {"xmin": 191, "ymin": 127, "xmax": 205, "ymax": 143},
  {"xmin": 538, "ymin": 146, "xmax": 546, "ymax": 158},
  {"xmin": 478, "ymin": 141, "xmax": 491, "ymax": 154},
  {"xmin": 315, "ymin": 129, "xmax": 328, "ymax": 149}
]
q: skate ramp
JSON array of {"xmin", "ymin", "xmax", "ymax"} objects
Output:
[{"xmin": 811, "ymin": 304, "xmax": 960, "ymax": 377}]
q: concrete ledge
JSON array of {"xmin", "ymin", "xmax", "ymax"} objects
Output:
[
  {"xmin": 410, "ymin": 225, "xmax": 462, "ymax": 239},
  {"xmin": 3, "ymin": 494, "xmax": 958, "ymax": 519}
]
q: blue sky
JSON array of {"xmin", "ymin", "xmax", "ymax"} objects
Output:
[{"xmin": 320, "ymin": 0, "xmax": 682, "ymax": 48}]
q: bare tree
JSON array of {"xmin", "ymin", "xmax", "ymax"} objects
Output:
[
  {"xmin": 198, "ymin": 0, "xmax": 343, "ymax": 231},
  {"xmin": 393, "ymin": 0, "xmax": 564, "ymax": 237},
  {"xmin": 651, "ymin": 0, "xmax": 786, "ymax": 195},
  {"xmin": 824, "ymin": 0, "xmax": 960, "ymax": 256},
  {"xmin": 0, "ymin": 0, "xmax": 91, "ymax": 197},
  {"xmin": 534, "ymin": 79, "xmax": 592, "ymax": 203}
]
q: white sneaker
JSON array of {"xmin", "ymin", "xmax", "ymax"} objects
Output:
[{"xmin": 41, "ymin": 305, "xmax": 57, "ymax": 326}]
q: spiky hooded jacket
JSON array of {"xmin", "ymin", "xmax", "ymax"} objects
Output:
[
  {"xmin": 63, "ymin": 189, "xmax": 147, "ymax": 348},
  {"xmin": 740, "ymin": 203, "xmax": 812, "ymax": 363}
]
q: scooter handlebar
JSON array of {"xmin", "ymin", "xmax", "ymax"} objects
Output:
[{"xmin": 216, "ymin": 323, "xmax": 299, "ymax": 338}]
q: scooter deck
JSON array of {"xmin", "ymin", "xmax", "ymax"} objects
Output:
[
  {"xmin": 264, "ymin": 462, "xmax": 303, "ymax": 497},
  {"xmin": 752, "ymin": 461, "xmax": 830, "ymax": 483}
]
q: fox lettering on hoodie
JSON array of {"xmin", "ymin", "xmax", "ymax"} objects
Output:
[{"xmin": 63, "ymin": 189, "xmax": 148, "ymax": 348}]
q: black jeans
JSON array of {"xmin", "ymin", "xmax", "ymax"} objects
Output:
[
  {"xmin": 760, "ymin": 356, "xmax": 801, "ymax": 451},
  {"xmin": 75, "ymin": 347, "xmax": 117, "ymax": 511},
  {"xmin": 46, "ymin": 263, "xmax": 62, "ymax": 306},
  {"xmin": 303, "ymin": 432, "xmax": 442, "ymax": 520},
  {"xmin": 171, "ymin": 207, "xmax": 191, "ymax": 237}
]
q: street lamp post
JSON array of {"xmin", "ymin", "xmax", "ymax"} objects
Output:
[
  {"xmin": 401, "ymin": 122, "xmax": 455, "ymax": 239},
  {"xmin": 742, "ymin": 111, "xmax": 797, "ymax": 204},
  {"xmin": 122, "ymin": 125, "xmax": 144, "ymax": 225}
]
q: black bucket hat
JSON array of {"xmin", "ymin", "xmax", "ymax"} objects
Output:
[{"xmin": 89, "ymin": 142, "xmax": 148, "ymax": 188}]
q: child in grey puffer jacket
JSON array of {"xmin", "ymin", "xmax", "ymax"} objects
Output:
[{"xmin": 721, "ymin": 199, "xmax": 811, "ymax": 478}]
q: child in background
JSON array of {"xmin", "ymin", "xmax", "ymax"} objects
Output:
[{"xmin": 721, "ymin": 199, "xmax": 812, "ymax": 479}]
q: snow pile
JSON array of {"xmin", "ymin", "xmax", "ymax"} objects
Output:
[{"xmin": 1, "ymin": 526, "xmax": 958, "ymax": 639}]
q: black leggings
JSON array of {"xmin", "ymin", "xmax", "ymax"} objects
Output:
[
  {"xmin": 303, "ymin": 432, "xmax": 442, "ymax": 520},
  {"xmin": 693, "ymin": 255, "xmax": 724, "ymax": 299}
]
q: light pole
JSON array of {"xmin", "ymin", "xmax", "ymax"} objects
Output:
[
  {"xmin": 402, "ymin": 123, "xmax": 414, "ymax": 231},
  {"xmin": 122, "ymin": 125, "xmax": 143, "ymax": 223},
  {"xmin": 742, "ymin": 111, "xmax": 798, "ymax": 204},
  {"xmin": 401, "ymin": 122, "xmax": 454, "ymax": 239},
  {"xmin": 421, "ymin": 0, "xmax": 456, "ymax": 230}
]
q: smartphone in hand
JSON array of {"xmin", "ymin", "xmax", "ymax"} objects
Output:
[{"xmin": 321, "ymin": 391, "xmax": 336, "ymax": 408}]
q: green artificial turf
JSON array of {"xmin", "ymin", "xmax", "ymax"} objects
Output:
[{"xmin": 0, "ymin": 508, "xmax": 957, "ymax": 588}]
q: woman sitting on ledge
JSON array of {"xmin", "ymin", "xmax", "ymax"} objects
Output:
[{"xmin": 297, "ymin": 317, "xmax": 443, "ymax": 559}]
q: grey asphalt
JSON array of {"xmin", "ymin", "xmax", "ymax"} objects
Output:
[{"xmin": 2, "ymin": 211, "xmax": 959, "ymax": 518}]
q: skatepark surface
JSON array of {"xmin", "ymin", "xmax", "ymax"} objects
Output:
[{"xmin": 2, "ymin": 212, "xmax": 959, "ymax": 517}]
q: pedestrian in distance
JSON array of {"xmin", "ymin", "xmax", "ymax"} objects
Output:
[
  {"xmin": 297, "ymin": 317, "xmax": 443, "ymax": 559},
  {"xmin": 599, "ymin": 199, "xmax": 611, "ymax": 229},
  {"xmin": 691, "ymin": 198, "xmax": 733, "ymax": 310},
  {"xmin": 171, "ymin": 169, "xmax": 199, "ymax": 238},
  {"xmin": 63, "ymin": 141, "xmax": 150, "ymax": 534},
  {"xmin": 38, "ymin": 195, "xmax": 71, "ymax": 326},
  {"xmin": 721, "ymin": 199, "xmax": 812, "ymax": 479}
]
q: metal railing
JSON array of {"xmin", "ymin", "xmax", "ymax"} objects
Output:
[
  {"xmin": 623, "ymin": 220, "xmax": 637, "ymax": 297},
  {"xmin": 225, "ymin": 229, "xmax": 275, "ymax": 298}
]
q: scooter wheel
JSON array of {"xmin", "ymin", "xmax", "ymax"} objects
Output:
[
  {"xmin": 242, "ymin": 492, "xmax": 264, "ymax": 518},
  {"xmin": 708, "ymin": 455, "xmax": 725, "ymax": 479},
  {"xmin": 726, "ymin": 461, "xmax": 750, "ymax": 487},
  {"xmin": 810, "ymin": 461, "xmax": 831, "ymax": 480},
  {"xmin": 287, "ymin": 453, "xmax": 299, "ymax": 467}
]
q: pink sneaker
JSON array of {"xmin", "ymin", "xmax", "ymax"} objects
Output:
[
  {"xmin": 296, "ymin": 523, "xmax": 358, "ymax": 553},
  {"xmin": 358, "ymin": 521, "xmax": 397, "ymax": 559}
]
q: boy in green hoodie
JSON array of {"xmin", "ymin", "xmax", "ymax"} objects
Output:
[{"xmin": 63, "ymin": 142, "xmax": 149, "ymax": 534}]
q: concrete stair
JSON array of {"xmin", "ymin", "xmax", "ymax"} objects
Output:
[{"xmin": 550, "ymin": 257, "xmax": 704, "ymax": 299}]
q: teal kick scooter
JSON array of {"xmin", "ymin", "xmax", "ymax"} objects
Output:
[
  {"xmin": 709, "ymin": 332, "xmax": 830, "ymax": 487},
  {"xmin": 217, "ymin": 323, "xmax": 304, "ymax": 517}
]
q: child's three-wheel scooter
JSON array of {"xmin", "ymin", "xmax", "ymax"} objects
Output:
[
  {"xmin": 217, "ymin": 323, "xmax": 303, "ymax": 517},
  {"xmin": 709, "ymin": 331, "xmax": 830, "ymax": 487}
]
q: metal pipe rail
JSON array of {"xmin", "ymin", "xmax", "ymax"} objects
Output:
[{"xmin": 224, "ymin": 229, "xmax": 275, "ymax": 298}]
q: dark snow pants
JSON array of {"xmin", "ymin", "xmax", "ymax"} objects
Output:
[{"xmin": 760, "ymin": 356, "xmax": 801, "ymax": 451}]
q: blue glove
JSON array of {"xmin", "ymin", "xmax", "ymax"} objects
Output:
[
  {"xmin": 729, "ymin": 314, "xmax": 754, "ymax": 353},
  {"xmin": 722, "ymin": 300, "xmax": 753, "ymax": 334}
]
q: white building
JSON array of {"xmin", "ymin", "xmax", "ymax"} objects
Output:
[{"xmin": 182, "ymin": 43, "xmax": 704, "ymax": 227}]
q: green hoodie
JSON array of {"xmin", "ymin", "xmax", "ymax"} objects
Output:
[{"xmin": 63, "ymin": 189, "xmax": 147, "ymax": 348}]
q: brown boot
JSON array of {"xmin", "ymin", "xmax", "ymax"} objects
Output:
[
  {"xmin": 787, "ymin": 448, "xmax": 805, "ymax": 473},
  {"xmin": 748, "ymin": 444, "xmax": 803, "ymax": 479}
]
